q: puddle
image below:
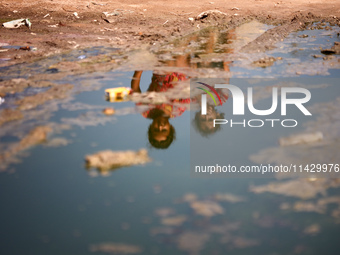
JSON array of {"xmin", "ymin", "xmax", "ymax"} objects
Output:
[{"xmin": 0, "ymin": 21, "xmax": 340, "ymax": 255}]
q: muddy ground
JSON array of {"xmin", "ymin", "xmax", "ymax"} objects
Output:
[{"xmin": 0, "ymin": 0, "xmax": 340, "ymax": 67}]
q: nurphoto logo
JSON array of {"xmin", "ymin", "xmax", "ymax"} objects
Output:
[{"xmin": 197, "ymin": 82, "xmax": 312, "ymax": 128}]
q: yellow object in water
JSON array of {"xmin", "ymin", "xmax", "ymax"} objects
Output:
[{"xmin": 105, "ymin": 87, "xmax": 132, "ymax": 102}]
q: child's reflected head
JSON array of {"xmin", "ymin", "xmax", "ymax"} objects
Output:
[
  {"xmin": 147, "ymin": 108, "xmax": 176, "ymax": 149},
  {"xmin": 193, "ymin": 105, "xmax": 224, "ymax": 137}
]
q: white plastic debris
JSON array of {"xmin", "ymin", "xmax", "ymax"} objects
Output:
[
  {"xmin": 43, "ymin": 13, "xmax": 50, "ymax": 18},
  {"xmin": 0, "ymin": 97, "xmax": 5, "ymax": 105},
  {"xmin": 196, "ymin": 10, "xmax": 228, "ymax": 20},
  {"xmin": 188, "ymin": 17, "xmax": 194, "ymax": 22},
  {"xmin": 279, "ymin": 132, "xmax": 323, "ymax": 146},
  {"xmin": 2, "ymin": 18, "xmax": 32, "ymax": 29},
  {"xmin": 73, "ymin": 12, "xmax": 80, "ymax": 19},
  {"xmin": 231, "ymin": 7, "xmax": 240, "ymax": 10}
]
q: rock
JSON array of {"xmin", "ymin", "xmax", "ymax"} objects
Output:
[{"xmin": 85, "ymin": 149, "xmax": 151, "ymax": 171}]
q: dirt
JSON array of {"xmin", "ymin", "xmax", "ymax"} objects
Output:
[{"xmin": 0, "ymin": 0, "xmax": 339, "ymax": 68}]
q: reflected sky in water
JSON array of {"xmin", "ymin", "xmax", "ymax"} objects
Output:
[{"xmin": 0, "ymin": 23, "xmax": 340, "ymax": 255}]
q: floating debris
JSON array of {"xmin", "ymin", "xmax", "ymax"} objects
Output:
[
  {"xmin": 105, "ymin": 87, "xmax": 132, "ymax": 102},
  {"xmin": 102, "ymin": 107, "xmax": 115, "ymax": 115},
  {"xmin": 85, "ymin": 149, "xmax": 151, "ymax": 171}
]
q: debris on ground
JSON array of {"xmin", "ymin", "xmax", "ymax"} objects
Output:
[
  {"xmin": 2, "ymin": 18, "xmax": 32, "ymax": 29},
  {"xmin": 279, "ymin": 132, "xmax": 323, "ymax": 146},
  {"xmin": 196, "ymin": 10, "xmax": 228, "ymax": 20},
  {"xmin": 85, "ymin": 149, "xmax": 151, "ymax": 171}
]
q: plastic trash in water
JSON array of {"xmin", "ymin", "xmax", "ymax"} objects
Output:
[
  {"xmin": 105, "ymin": 87, "xmax": 132, "ymax": 102},
  {"xmin": 0, "ymin": 97, "xmax": 5, "ymax": 105},
  {"xmin": 78, "ymin": 55, "xmax": 86, "ymax": 60},
  {"xmin": 2, "ymin": 18, "xmax": 32, "ymax": 29}
]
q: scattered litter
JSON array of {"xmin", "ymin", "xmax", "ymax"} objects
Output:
[
  {"xmin": 30, "ymin": 32, "xmax": 37, "ymax": 35},
  {"xmin": 0, "ymin": 49, "xmax": 9, "ymax": 52},
  {"xmin": 77, "ymin": 55, "xmax": 86, "ymax": 60},
  {"xmin": 2, "ymin": 18, "xmax": 32, "ymax": 29},
  {"xmin": 231, "ymin": 7, "xmax": 240, "ymax": 10},
  {"xmin": 196, "ymin": 10, "xmax": 228, "ymax": 20},
  {"xmin": 73, "ymin": 12, "xmax": 80, "ymax": 19},
  {"xmin": 163, "ymin": 20, "xmax": 169, "ymax": 25},
  {"xmin": 105, "ymin": 87, "xmax": 132, "ymax": 102},
  {"xmin": 102, "ymin": 11, "xmax": 120, "ymax": 23},
  {"xmin": 13, "ymin": 10, "xmax": 18, "ymax": 13},
  {"xmin": 0, "ymin": 97, "xmax": 5, "ymax": 105},
  {"xmin": 43, "ymin": 13, "xmax": 50, "ymax": 18},
  {"xmin": 48, "ymin": 24, "xmax": 58, "ymax": 28},
  {"xmin": 102, "ymin": 107, "xmax": 115, "ymax": 115},
  {"xmin": 188, "ymin": 17, "xmax": 194, "ymax": 22},
  {"xmin": 85, "ymin": 149, "xmax": 151, "ymax": 171},
  {"xmin": 279, "ymin": 132, "xmax": 323, "ymax": 146}
]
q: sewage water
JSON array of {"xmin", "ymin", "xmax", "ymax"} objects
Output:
[{"xmin": 1, "ymin": 23, "xmax": 340, "ymax": 255}]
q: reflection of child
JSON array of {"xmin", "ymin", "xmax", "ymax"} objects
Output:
[
  {"xmin": 131, "ymin": 70, "xmax": 189, "ymax": 149},
  {"xmin": 193, "ymin": 104, "xmax": 225, "ymax": 137}
]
